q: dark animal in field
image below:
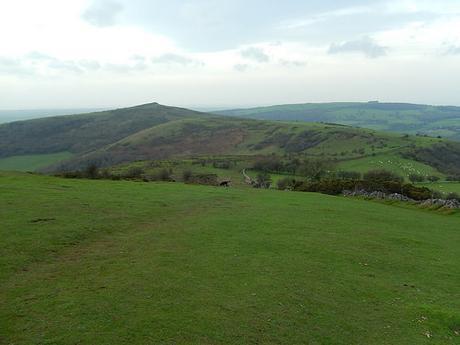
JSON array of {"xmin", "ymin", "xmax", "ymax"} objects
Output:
[{"xmin": 219, "ymin": 180, "xmax": 231, "ymax": 187}]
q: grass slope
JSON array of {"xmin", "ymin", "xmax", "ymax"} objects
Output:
[
  {"xmin": 0, "ymin": 103, "xmax": 209, "ymax": 158},
  {"xmin": 0, "ymin": 152, "xmax": 72, "ymax": 172},
  {"xmin": 52, "ymin": 115, "xmax": 445, "ymax": 174},
  {"xmin": 1, "ymin": 172, "xmax": 459, "ymax": 344},
  {"xmin": 217, "ymin": 102, "xmax": 460, "ymax": 141},
  {"xmin": 1, "ymin": 102, "xmax": 457, "ymax": 177}
]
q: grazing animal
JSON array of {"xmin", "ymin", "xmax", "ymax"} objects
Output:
[{"xmin": 219, "ymin": 180, "xmax": 231, "ymax": 187}]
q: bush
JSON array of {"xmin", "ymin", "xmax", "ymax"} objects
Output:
[
  {"xmin": 182, "ymin": 169, "xmax": 193, "ymax": 182},
  {"xmin": 446, "ymin": 192, "xmax": 460, "ymax": 201},
  {"xmin": 186, "ymin": 174, "xmax": 218, "ymax": 186},
  {"xmin": 427, "ymin": 175, "xmax": 440, "ymax": 183},
  {"xmin": 212, "ymin": 161, "xmax": 232, "ymax": 169},
  {"xmin": 84, "ymin": 164, "xmax": 99, "ymax": 179},
  {"xmin": 363, "ymin": 169, "xmax": 403, "ymax": 183},
  {"xmin": 253, "ymin": 157, "xmax": 283, "ymax": 173},
  {"xmin": 294, "ymin": 179, "xmax": 357, "ymax": 195},
  {"xmin": 255, "ymin": 172, "xmax": 272, "ymax": 189},
  {"xmin": 293, "ymin": 178, "xmax": 437, "ymax": 201},
  {"xmin": 123, "ymin": 167, "xmax": 144, "ymax": 179},
  {"xmin": 277, "ymin": 177, "xmax": 298, "ymax": 190},
  {"xmin": 409, "ymin": 174, "xmax": 426, "ymax": 183},
  {"xmin": 446, "ymin": 175, "xmax": 460, "ymax": 181},
  {"xmin": 155, "ymin": 169, "xmax": 173, "ymax": 181},
  {"xmin": 337, "ymin": 171, "xmax": 361, "ymax": 180},
  {"xmin": 297, "ymin": 159, "xmax": 329, "ymax": 181},
  {"xmin": 401, "ymin": 184, "xmax": 432, "ymax": 201}
]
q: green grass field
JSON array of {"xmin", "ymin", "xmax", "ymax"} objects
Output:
[
  {"xmin": 417, "ymin": 182, "xmax": 460, "ymax": 196},
  {"xmin": 336, "ymin": 152, "xmax": 443, "ymax": 179},
  {"xmin": 0, "ymin": 152, "xmax": 72, "ymax": 172},
  {"xmin": 1, "ymin": 172, "xmax": 459, "ymax": 344}
]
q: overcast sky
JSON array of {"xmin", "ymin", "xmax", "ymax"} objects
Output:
[{"xmin": 1, "ymin": 0, "xmax": 460, "ymax": 109}]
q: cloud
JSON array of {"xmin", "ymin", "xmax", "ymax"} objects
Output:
[
  {"xmin": 79, "ymin": 60, "xmax": 102, "ymax": 70},
  {"xmin": 151, "ymin": 53, "xmax": 204, "ymax": 66},
  {"xmin": 328, "ymin": 37, "xmax": 387, "ymax": 58},
  {"xmin": 445, "ymin": 45, "xmax": 460, "ymax": 55},
  {"xmin": 0, "ymin": 57, "xmax": 32, "ymax": 76},
  {"xmin": 82, "ymin": 0, "xmax": 123, "ymax": 27},
  {"xmin": 241, "ymin": 47, "xmax": 270, "ymax": 63},
  {"xmin": 26, "ymin": 52, "xmax": 83, "ymax": 73},
  {"xmin": 234, "ymin": 64, "xmax": 249, "ymax": 72},
  {"xmin": 279, "ymin": 59, "xmax": 307, "ymax": 67}
]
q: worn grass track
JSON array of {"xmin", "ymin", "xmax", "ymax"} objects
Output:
[{"xmin": 0, "ymin": 172, "xmax": 459, "ymax": 344}]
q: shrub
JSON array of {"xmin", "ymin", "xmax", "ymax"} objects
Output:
[
  {"xmin": 212, "ymin": 161, "xmax": 231, "ymax": 169},
  {"xmin": 427, "ymin": 175, "xmax": 440, "ymax": 183},
  {"xmin": 253, "ymin": 157, "xmax": 283, "ymax": 173},
  {"xmin": 363, "ymin": 169, "xmax": 403, "ymax": 183},
  {"xmin": 277, "ymin": 177, "xmax": 298, "ymax": 190},
  {"xmin": 446, "ymin": 192, "xmax": 460, "ymax": 201},
  {"xmin": 255, "ymin": 172, "xmax": 272, "ymax": 189},
  {"xmin": 155, "ymin": 169, "xmax": 173, "ymax": 181},
  {"xmin": 187, "ymin": 174, "xmax": 218, "ymax": 186},
  {"xmin": 401, "ymin": 184, "xmax": 432, "ymax": 201},
  {"xmin": 123, "ymin": 167, "xmax": 144, "ymax": 179},
  {"xmin": 84, "ymin": 164, "xmax": 99, "ymax": 179},
  {"xmin": 294, "ymin": 179, "xmax": 357, "ymax": 195},
  {"xmin": 297, "ymin": 159, "xmax": 330, "ymax": 181},
  {"xmin": 337, "ymin": 171, "xmax": 362, "ymax": 180},
  {"xmin": 409, "ymin": 174, "xmax": 426, "ymax": 183},
  {"xmin": 182, "ymin": 169, "xmax": 193, "ymax": 182}
]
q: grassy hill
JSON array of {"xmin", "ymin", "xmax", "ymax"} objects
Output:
[
  {"xmin": 0, "ymin": 103, "xmax": 209, "ymax": 158},
  {"xmin": 217, "ymin": 102, "xmax": 460, "ymax": 141},
  {"xmin": 0, "ymin": 108, "xmax": 107, "ymax": 124},
  {"xmin": 1, "ymin": 172, "xmax": 459, "ymax": 344},
  {"xmin": 1, "ymin": 102, "xmax": 460, "ymax": 178}
]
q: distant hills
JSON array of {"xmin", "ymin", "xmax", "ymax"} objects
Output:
[
  {"xmin": 217, "ymin": 102, "xmax": 460, "ymax": 141},
  {"xmin": 0, "ymin": 108, "xmax": 107, "ymax": 124},
  {"xmin": 0, "ymin": 102, "xmax": 460, "ymax": 176}
]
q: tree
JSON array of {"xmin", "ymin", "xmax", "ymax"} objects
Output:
[
  {"xmin": 277, "ymin": 177, "xmax": 297, "ymax": 190},
  {"xmin": 84, "ymin": 164, "xmax": 99, "ymax": 179},
  {"xmin": 155, "ymin": 169, "xmax": 173, "ymax": 181},
  {"xmin": 427, "ymin": 175, "xmax": 440, "ymax": 183},
  {"xmin": 298, "ymin": 159, "xmax": 329, "ymax": 181},
  {"xmin": 409, "ymin": 174, "xmax": 425, "ymax": 183},
  {"xmin": 124, "ymin": 167, "xmax": 144, "ymax": 179},
  {"xmin": 337, "ymin": 171, "xmax": 361, "ymax": 180},
  {"xmin": 255, "ymin": 172, "xmax": 272, "ymax": 189},
  {"xmin": 182, "ymin": 169, "xmax": 193, "ymax": 182},
  {"xmin": 363, "ymin": 169, "xmax": 403, "ymax": 183}
]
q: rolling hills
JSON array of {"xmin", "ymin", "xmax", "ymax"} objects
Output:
[
  {"xmin": 1, "ymin": 102, "xmax": 460, "ymax": 178},
  {"xmin": 217, "ymin": 102, "xmax": 460, "ymax": 141}
]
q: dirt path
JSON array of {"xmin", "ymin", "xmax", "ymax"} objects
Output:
[{"xmin": 242, "ymin": 169, "xmax": 254, "ymax": 185}]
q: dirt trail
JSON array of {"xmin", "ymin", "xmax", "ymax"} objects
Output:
[{"xmin": 242, "ymin": 169, "xmax": 254, "ymax": 185}]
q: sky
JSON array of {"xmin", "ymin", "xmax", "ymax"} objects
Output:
[{"xmin": 1, "ymin": 0, "xmax": 460, "ymax": 109}]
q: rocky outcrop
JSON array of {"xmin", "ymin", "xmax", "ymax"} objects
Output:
[
  {"xmin": 419, "ymin": 199, "xmax": 460, "ymax": 209},
  {"xmin": 343, "ymin": 190, "xmax": 460, "ymax": 209}
]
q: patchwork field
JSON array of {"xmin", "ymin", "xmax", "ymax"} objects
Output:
[{"xmin": 1, "ymin": 172, "xmax": 459, "ymax": 344}]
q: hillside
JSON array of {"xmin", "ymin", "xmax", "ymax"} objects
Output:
[
  {"xmin": 1, "ymin": 172, "xmax": 459, "ymax": 344},
  {"xmin": 1, "ymin": 102, "xmax": 460, "ymax": 177},
  {"xmin": 0, "ymin": 108, "xmax": 106, "ymax": 124},
  {"xmin": 0, "ymin": 102, "xmax": 209, "ymax": 158},
  {"xmin": 217, "ymin": 102, "xmax": 460, "ymax": 141},
  {"xmin": 49, "ymin": 115, "xmax": 449, "ymax": 174}
]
